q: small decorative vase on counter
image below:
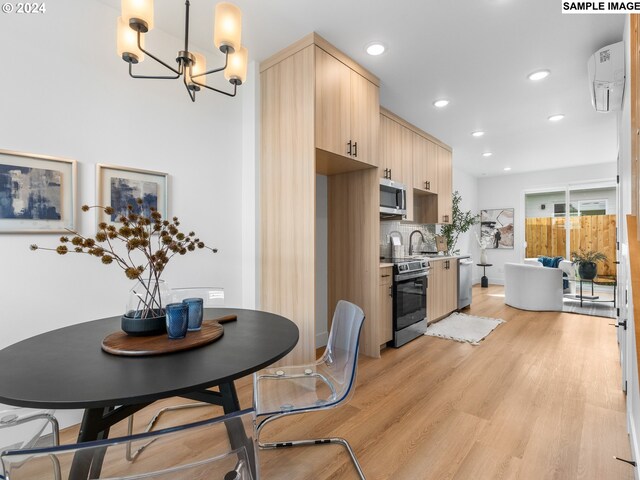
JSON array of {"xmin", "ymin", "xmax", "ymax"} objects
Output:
[
  {"xmin": 183, "ymin": 298, "xmax": 204, "ymax": 331},
  {"xmin": 165, "ymin": 303, "xmax": 189, "ymax": 339},
  {"xmin": 121, "ymin": 279, "xmax": 170, "ymax": 336},
  {"xmin": 480, "ymin": 248, "xmax": 488, "ymax": 265}
]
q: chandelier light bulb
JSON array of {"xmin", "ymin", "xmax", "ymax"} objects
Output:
[
  {"xmin": 214, "ymin": 2, "xmax": 242, "ymax": 53},
  {"xmin": 117, "ymin": 16, "xmax": 145, "ymax": 63},
  {"xmin": 121, "ymin": 0, "xmax": 154, "ymax": 31},
  {"xmin": 225, "ymin": 46, "xmax": 248, "ymax": 85},
  {"xmin": 187, "ymin": 52, "xmax": 207, "ymax": 88},
  {"xmin": 471, "ymin": 131, "xmax": 485, "ymax": 137}
]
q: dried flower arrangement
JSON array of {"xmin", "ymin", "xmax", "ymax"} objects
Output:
[{"xmin": 31, "ymin": 198, "xmax": 217, "ymax": 319}]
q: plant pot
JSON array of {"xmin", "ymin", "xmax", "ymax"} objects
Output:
[
  {"xmin": 578, "ymin": 261, "xmax": 597, "ymax": 280},
  {"xmin": 121, "ymin": 310, "xmax": 167, "ymax": 336}
]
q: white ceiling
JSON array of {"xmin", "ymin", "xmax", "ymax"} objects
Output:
[{"xmin": 103, "ymin": 0, "xmax": 625, "ymax": 177}]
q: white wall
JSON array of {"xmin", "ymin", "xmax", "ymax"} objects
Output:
[
  {"xmin": 477, "ymin": 163, "xmax": 617, "ymax": 284},
  {"xmin": 0, "ymin": 1, "xmax": 246, "ymax": 431}
]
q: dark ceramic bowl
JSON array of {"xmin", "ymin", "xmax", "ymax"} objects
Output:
[{"xmin": 121, "ymin": 310, "xmax": 167, "ymax": 336}]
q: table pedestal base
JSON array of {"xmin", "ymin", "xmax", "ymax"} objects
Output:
[{"xmin": 481, "ymin": 276, "xmax": 488, "ymax": 288}]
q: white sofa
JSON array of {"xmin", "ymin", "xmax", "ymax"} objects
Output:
[{"xmin": 504, "ymin": 263, "xmax": 564, "ymax": 311}]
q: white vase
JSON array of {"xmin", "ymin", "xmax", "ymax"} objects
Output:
[{"xmin": 480, "ymin": 248, "xmax": 488, "ymax": 265}]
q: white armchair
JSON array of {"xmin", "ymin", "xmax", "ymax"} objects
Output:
[
  {"xmin": 524, "ymin": 257, "xmax": 576, "ymax": 293},
  {"xmin": 505, "ymin": 263, "xmax": 564, "ymax": 311}
]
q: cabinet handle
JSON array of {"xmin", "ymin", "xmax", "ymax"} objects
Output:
[
  {"xmin": 353, "ymin": 141, "xmax": 358, "ymax": 157},
  {"xmin": 388, "ymin": 169, "xmax": 392, "ymax": 179},
  {"xmin": 426, "ymin": 181, "xmax": 431, "ymax": 190},
  {"xmin": 347, "ymin": 141, "xmax": 352, "ymax": 156},
  {"xmin": 381, "ymin": 274, "xmax": 390, "ymax": 278},
  {"xmin": 389, "ymin": 286, "xmax": 393, "ymax": 297}
]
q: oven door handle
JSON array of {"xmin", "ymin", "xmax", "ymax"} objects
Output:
[{"xmin": 395, "ymin": 271, "xmax": 430, "ymax": 282}]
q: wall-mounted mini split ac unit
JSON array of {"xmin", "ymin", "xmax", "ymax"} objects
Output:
[{"xmin": 588, "ymin": 41, "xmax": 625, "ymax": 113}]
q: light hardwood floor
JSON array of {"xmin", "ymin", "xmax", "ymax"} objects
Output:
[{"xmin": 60, "ymin": 285, "xmax": 633, "ymax": 479}]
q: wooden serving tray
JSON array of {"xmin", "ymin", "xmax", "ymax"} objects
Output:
[{"xmin": 101, "ymin": 315, "xmax": 237, "ymax": 357}]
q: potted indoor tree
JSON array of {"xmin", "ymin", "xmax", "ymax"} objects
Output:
[
  {"xmin": 441, "ymin": 191, "xmax": 478, "ymax": 256},
  {"xmin": 31, "ymin": 199, "xmax": 217, "ymax": 335},
  {"xmin": 571, "ymin": 248, "xmax": 607, "ymax": 280}
]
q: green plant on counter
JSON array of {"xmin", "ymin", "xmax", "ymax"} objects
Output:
[{"xmin": 441, "ymin": 191, "xmax": 478, "ymax": 255}]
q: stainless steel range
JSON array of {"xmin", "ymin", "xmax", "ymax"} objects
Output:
[{"xmin": 381, "ymin": 257, "xmax": 430, "ymax": 347}]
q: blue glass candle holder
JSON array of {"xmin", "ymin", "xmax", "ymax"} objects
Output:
[
  {"xmin": 165, "ymin": 303, "xmax": 189, "ymax": 339},
  {"xmin": 183, "ymin": 298, "xmax": 204, "ymax": 331}
]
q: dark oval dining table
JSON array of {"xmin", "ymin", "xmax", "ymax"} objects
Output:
[{"xmin": 0, "ymin": 307, "xmax": 298, "ymax": 479}]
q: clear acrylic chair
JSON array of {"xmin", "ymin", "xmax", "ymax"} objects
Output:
[
  {"xmin": 253, "ymin": 300, "xmax": 366, "ymax": 479},
  {"xmin": 127, "ymin": 287, "xmax": 225, "ymax": 460},
  {"xmin": 0, "ymin": 407, "xmax": 60, "ymax": 480},
  {"xmin": 2, "ymin": 408, "xmax": 257, "ymax": 480}
]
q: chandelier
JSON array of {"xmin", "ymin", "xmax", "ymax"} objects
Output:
[{"xmin": 116, "ymin": 0, "xmax": 248, "ymax": 101}]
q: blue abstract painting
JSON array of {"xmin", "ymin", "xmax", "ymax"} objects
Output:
[
  {"xmin": 110, "ymin": 177, "xmax": 158, "ymax": 221},
  {"xmin": 0, "ymin": 164, "xmax": 62, "ymax": 220}
]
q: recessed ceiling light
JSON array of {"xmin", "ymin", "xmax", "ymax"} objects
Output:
[
  {"xmin": 433, "ymin": 99, "xmax": 450, "ymax": 108},
  {"xmin": 365, "ymin": 42, "xmax": 385, "ymax": 56},
  {"xmin": 471, "ymin": 131, "xmax": 485, "ymax": 137},
  {"xmin": 528, "ymin": 69, "xmax": 550, "ymax": 81},
  {"xmin": 548, "ymin": 114, "xmax": 565, "ymax": 122},
  {"xmin": 482, "ymin": 152, "xmax": 493, "ymax": 157},
  {"xmin": 504, "ymin": 167, "xmax": 512, "ymax": 171}
]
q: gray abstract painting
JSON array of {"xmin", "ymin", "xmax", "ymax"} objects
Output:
[
  {"xmin": 110, "ymin": 177, "xmax": 158, "ymax": 221},
  {"xmin": 0, "ymin": 164, "xmax": 62, "ymax": 220}
]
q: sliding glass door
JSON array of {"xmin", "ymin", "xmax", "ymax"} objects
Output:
[{"xmin": 524, "ymin": 183, "xmax": 617, "ymax": 277}]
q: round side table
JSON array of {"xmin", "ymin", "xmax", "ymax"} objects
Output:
[{"xmin": 477, "ymin": 263, "xmax": 493, "ymax": 288}]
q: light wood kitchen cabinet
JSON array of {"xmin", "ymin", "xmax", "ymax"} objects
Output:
[
  {"xmin": 381, "ymin": 107, "xmax": 453, "ymax": 225},
  {"xmin": 379, "ymin": 267, "xmax": 393, "ymax": 345},
  {"xmin": 261, "ymin": 33, "xmax": 381, "ymax": 361},
  {"xmin": 412, "ymin": 134, "xmax": 438, "ymax": 194},
  {"xmin": 379, "ymin": 113, "xmax": 414, "ymax": 220},
  {"xmin": 428, "ymin": 258, "xmax": 458, "ymax": 322},
  {"xmin": 437, "ymin": 146, "xmax": 453, "ymax": 224},
  {"xmin": 315, "ymin": 47, "xmax": 379, "ymax": 166}
]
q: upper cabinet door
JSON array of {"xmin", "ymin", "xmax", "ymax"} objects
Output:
[
  {"xmin": 379, "ymin": 114, "xmax": 402, "ymax": 180},
  {"xmin": 412, "ymin": 135, "xmax": 438, "ymax": 193},
  {"xmin": 437, "ymin": 146, "xmax": 453, "ymax": 224},
  {"xmin": 315, "ymin": 47, "xmax": 351, "ymax": 158},
  {"xmin": 350, "ymin": 71, "xmax": 380, "ymax": 167}
]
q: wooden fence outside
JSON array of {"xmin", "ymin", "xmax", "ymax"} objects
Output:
[{"xmin": 525, "ymin": 214, "xmax": 617, "ymax": 276}]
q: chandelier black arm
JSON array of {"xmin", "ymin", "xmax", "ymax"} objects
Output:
[
  {"xmin": 191, "ymin": 80, "xmax": 238, "ymax": 97},
  {"xmin": 136, "ymin": 30, "xmax": 181, "ymax": 76},
  {"xmin": 129, "ymin": 62, "xmax": 181, "ymax": 80},
  {"xmin": 191, "ymin": 50, "xmax": 229, "ymax": 81}
]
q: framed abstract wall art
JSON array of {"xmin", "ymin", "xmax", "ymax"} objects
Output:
[
  {"xmin": 96, "ymin": 164, "xmax": 168, "ymax": 225},
  {"xmin": 0, "ymin": 149, "xmax": 77, "ymax": 233},
  {"xmin": 480, "ymin": 208, "xmax": 514, "ymax": 249}
]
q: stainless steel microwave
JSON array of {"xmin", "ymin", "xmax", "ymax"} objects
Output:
[{"xmin": 380, "ymin": 178, "xmax": 407, "ymax": 218}]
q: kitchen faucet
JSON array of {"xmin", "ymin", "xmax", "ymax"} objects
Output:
[{"xmin": 408, "ymin": 230, "xmax": 425, "ymax": 256}]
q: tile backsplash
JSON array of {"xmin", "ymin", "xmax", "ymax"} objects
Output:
[{"xmin": 380, "ymin": 221, "xmax": 438, "ymax": 259}]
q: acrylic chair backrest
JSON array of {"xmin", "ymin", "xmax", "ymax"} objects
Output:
[
  {"xmin": 0, "ymin": 408, "xmax": 56, "ymax": 452},
  {"xmin": 171, "ymin": 287, "xmax": 225, "ymax": 307},
  {"xmin": 319, "ymin": 300, "xmax": 366, "ymax": 404},
  {"xmin": 1, "ymin": 409, "xmax": 257, "ymax": 480}
]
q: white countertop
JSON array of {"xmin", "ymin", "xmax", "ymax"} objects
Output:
[{"xmin": 380, "ymin": 263, "xmax": 394, "ymax": 268}]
